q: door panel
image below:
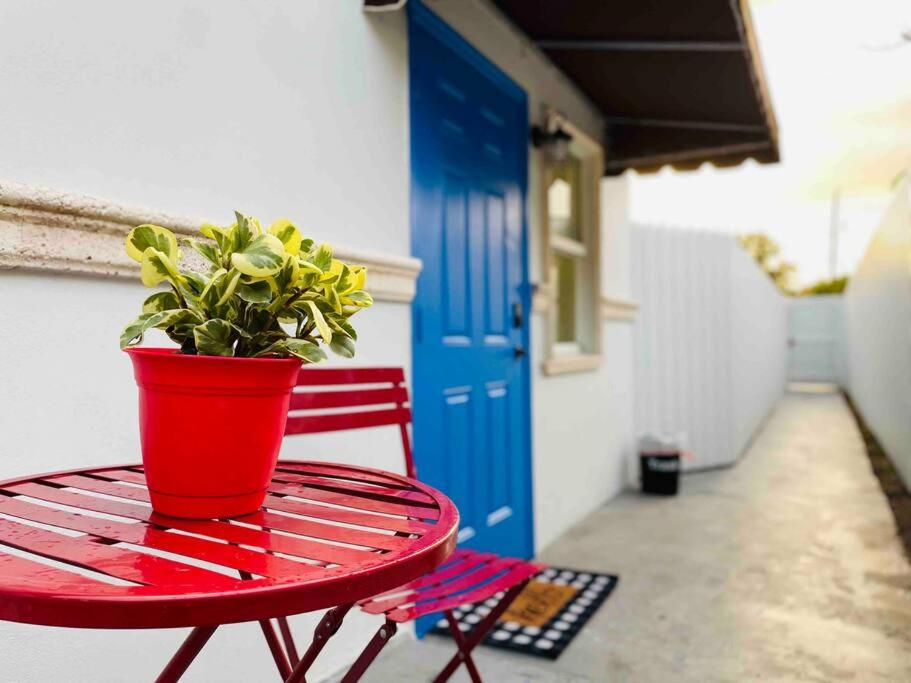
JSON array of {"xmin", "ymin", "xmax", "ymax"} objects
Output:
[{"xmin": 409, "ymin": 2, "xmax": 532, "ymax": 560}]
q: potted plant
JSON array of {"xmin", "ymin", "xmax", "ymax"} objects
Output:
[{"xmin": 120, "ymin": 212, "xmax": 373, "ymax": 519}]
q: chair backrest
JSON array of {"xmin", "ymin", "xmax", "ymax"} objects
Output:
[{"xmin": 286, "ymin": 367, "xmax": 417, "ymax": 479}]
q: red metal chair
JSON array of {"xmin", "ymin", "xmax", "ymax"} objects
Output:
[{"xmin": 285, "ymin": 367, "xmax": 544, "ymax": 683}]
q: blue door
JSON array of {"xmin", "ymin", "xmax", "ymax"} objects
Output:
[{"xmin": 409, "ymin": 2, "xmax": 533, "ymax": 561}]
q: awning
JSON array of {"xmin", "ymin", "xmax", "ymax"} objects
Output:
[
  {"xmin": 490, "ymin": 0, "xmax": 778, "ymax": 174},
  {"xmin": 365, "ymin": 0, "xmax": 779, "ymax": 175}
]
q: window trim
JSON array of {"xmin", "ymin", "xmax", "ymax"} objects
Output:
[{"xmin": 537, "ymin": 113, "xmax": 604, "ymax": 376}]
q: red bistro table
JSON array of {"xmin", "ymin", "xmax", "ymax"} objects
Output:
[{"xmin": 0, "ymin": 460, "xmax": 459, "ymax": 682}]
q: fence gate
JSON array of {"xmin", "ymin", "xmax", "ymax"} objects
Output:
[{"xmin": 787, "ymin": 296, "xmax": 844, "ymax": 383}]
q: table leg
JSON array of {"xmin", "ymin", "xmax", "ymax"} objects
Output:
[
  {"xmin": 155, "ymin": 624, "xmax": 218, "ymax": 683},
  {"xmin": 259, "ymin": 618, "xmax": 293, "ymax": 679},
  {"xmin": 238, "ymin": 568, "xmax": 294, "ymax": 677},
  {"xmin": 284, "ymin": 603, "xmax": 353, "ymax": 683},
  {"xmin": 277, "ymin": 616, "xmax": 300, "ymax": 665},
  {"xmin": 339, "ymin": 619, "xmax": 398, "ymax": 683}
]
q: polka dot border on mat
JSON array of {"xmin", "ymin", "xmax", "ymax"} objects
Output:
[{"xmin": 428, "ymin": 567, "xmax": 619, "ymax": 661}]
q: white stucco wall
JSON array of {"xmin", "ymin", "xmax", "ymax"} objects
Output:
[
  {"xmin": 428, "ymin": 0, "xmax": 636, "ymax": 551},
  {"xmin": 0, "ymin": 0, "xmax": 636, "ymax": 678},
  {"xmin": 533, "ymin": 177, "xmax": 636, "ymax": 549},
  {"xmin": 0, "ymin": 2, "xmax": 412, "ymax": 681},
  {"xmin": 0, "ymin": 0, "xmax": 410, "ymax": 255},
  {"xmin": 844, "ymin": 173, "xmax": 911, "ymax": 487}
]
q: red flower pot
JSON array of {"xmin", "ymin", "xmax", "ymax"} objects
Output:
[{"xmin": 125, "ymin": 348, "xmax": 301, "ymax": 519}]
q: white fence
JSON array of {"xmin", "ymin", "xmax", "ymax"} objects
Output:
[
  {"xmin": 844, "ymin": 174, "xmax": 911, "ymax": 487},
  {"xmin": 632, "ymin": 226, "xmax": 788, "ymax": 471}
]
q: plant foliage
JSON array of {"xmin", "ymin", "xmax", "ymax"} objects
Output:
[{"xmin": 120, "ymin": 212, "xmax": 373, "ymax": 362}]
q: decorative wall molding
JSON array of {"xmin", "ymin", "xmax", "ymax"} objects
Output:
[
  {"xmin": 601, "ymin": 295, "xmax": 639, "ymax": 321},
  {"xmin": 543, "ymin": 353, "xmax": 602, "ymax": 376},
  {"xmin": 533, "ymin": 288, "xmax": 640, "ymax": 322},
  {"xmin": 0, "ymin": 180, "xmax": 422, "ymax": 303}
]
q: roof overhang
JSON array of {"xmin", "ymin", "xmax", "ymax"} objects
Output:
[{"xmin": 367, "ymin": 0, "xmax": 780, "ymax": 175}]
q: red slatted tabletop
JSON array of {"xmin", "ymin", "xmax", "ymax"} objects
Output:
[{"xmin": 0, "ymin": 460, "xmax": 458, "ymax": 681}]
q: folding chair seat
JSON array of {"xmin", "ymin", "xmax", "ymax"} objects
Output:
[{"xmin": 287, "ymin": 367, "xmax": 545, "ymax": 683}]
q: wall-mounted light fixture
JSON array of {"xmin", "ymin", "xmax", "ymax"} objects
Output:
[{"xmin": 530, "ymin": 122, "xmax": 573, "ymax": 163}]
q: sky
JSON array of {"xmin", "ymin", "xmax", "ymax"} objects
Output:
[{"xmin": 626, "ymin": 0, "xmax": 911, "ymax": 287}]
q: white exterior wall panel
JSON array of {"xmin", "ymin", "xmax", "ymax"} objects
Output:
[
  {"xmin": 844, "ymin": 174, "xmax": 911, "ymax": 487},
  {"xmin": 633, "ymin": 226, "xmax": 787, "ymax": 471}
]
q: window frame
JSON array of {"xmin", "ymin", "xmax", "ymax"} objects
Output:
[{"xmin": 537, "ymin": 114, "xmax": 604, "ymax": 376}]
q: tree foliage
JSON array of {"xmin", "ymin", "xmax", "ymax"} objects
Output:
[
  {"xmin": 800, "ymin": 276, "xmax": 849, "ymax": 296},
  {"xmin": 737, "ymin": 233, "xmax": 797, "ymax": 295}
]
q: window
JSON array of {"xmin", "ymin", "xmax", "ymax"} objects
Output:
[{"xmin": 539, "ymin": 116, "xmax": 603, "ymax": 374}]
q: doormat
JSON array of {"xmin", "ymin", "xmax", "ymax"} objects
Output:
[{"xmin": 429, "ymin": 567, "xmax": 619, "ymax": 660}]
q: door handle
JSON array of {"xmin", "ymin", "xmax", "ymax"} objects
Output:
[{"xmin": 514, "ymin": 344, "xmax": 527, "ymax": 359}]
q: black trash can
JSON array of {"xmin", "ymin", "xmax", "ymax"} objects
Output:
[{"xmin": 639, "ymin": 435, "xmax": 682, "ymax": 496}]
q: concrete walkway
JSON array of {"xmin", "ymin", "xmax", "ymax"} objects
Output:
[{"xmin": 355, "ymin": 390, "xmax": 911, "ymax": 682}]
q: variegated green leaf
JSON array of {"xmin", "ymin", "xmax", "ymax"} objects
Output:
[
  {"xmin": 340, "ymin": 319, "xmax": 358, "ymax": 341},
  {"xmin": 142, "ymin": 291, "xmax": 180, "ymax": 314},
  {"xmin": 166, "ymin": 322, "xmax": 197, "ymax": 349},
  {"xmin": 215, "ymin": 269, "xmax": 242, "ymax": 307},
  {"xmin": 328, "ymin": 335, "xmax": 355, "ymax": 359},
  {"xmin": 120, "ymin": 313, "xmax": 156, "ymax": 349},
  {"xmin": 305, "ymin": 300, "xmax": 332, "ymax": 343},
  {"xmin": 244, "ymin": 307, "xmax": 275, "ymax": 336},
  {"xmin": 326, "ymin": 285, "xmax": 343, "ymax": 315},
  {"xmin": 187, "ymin": 238, "xmax": 220, "ymax": 267},
  {"xmin": 268, "ymin": 219, "xmax": 303, "ymax": 255},
  {"xmin": 126, "ymin": 225, "xmax": 179, "ymax": 263},
  {"xmin": 284, "ymin": 339, "xmax": 327, "ymax": 363},
  {"xmin": 180, "ymin": 270, "xmax": 209, "ymax": 296},
  {"xmin": 298, "ymin": 259, "xmax": 323, "ymax": 276},
  {"xmin": 193, "ymin": 319, "xmax": 235, "ymax": 356},
  {"xmin": 349, "ymin": 266, "xmax": 367, "ymax": 292},
  {"xmin": 255, "ymin": 338, "xmax": 326, "ymax": 363},
  {"xmin": 234, "ymin": 211, "xmax": 261, "ymax": 250},
  {"xmin": 200, "ymin": 222, "xmax": 237, "ymax": 255},
  {"xmin": 229, "ymin": 322, "xmax": 252, "ymax": 339},
  {"xmin": 236, "ymin": 280, "xmax": 273, "ymax": 304},
  {"xmin": 120, "ymin": 309, "xmax": 197, "ymax": 349},
  {"xmin": 308, "ymin": 243, "xmax": 333, "ymax": 272},
  {"xmin": 319, "ymin": 258, "xmax": 344, "ymax": 283},
  {"xmin": 335, "ymin": 264, "xmax": 353, "ymax": 294},
  {"xmin": 199, "ymin": 268, "xmax": 227, "ymax": 305},
  {"xmin": 341, "ymin": 290, "xmax": 373, "ymax": 308},
  {"xmin": 327, "ymin": 316, "xmax": 357, "ymax": 341},
  {"xmin": 272, "ymin": 253, "xmax": 300, "ymax": 292},
  {"xmin": 140, "ymin": 248, "xmax": 184, "ymax": 288},
  {"xmin": 231, "ymin": 234, "xmax": 285, "ymax": 277}
]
